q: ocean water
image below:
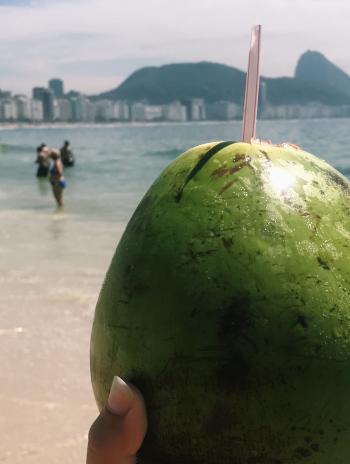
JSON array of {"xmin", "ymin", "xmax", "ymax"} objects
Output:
[
  {"xmin": 1, "ymin": 118, "xmax": 350, "ymax": 464},
  {"xmin": 1, "ymin": 119, "xmax": 350, "ymax": 222}
]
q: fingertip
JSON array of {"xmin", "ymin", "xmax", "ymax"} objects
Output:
[{"xmin": 107, "ymin": 376, "xmax": 134, "ymax": 416}]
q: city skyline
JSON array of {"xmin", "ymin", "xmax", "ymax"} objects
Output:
[
  {"xmin": 0, "ymin": 0, "xmax": 349, "ymax": 94},
  {"xmin": 2, "ymin": 76, "xmax": 350, "ymax": 123}
]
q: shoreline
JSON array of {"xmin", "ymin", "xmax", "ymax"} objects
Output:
[{"xmin": 1, "ymin": 116, "xmax": 350, "ymax": 130}]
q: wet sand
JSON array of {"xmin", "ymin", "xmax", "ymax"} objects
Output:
[{"xmin": 0, "ymin": 210, "xmax": 124, "ymax": 463}]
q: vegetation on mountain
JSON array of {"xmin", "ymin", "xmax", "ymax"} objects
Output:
[
  {"xmin": 295, "ymin": 50, "xmax": 350, "ymax": 97},
  {"xmin": 95, "ymin": 52, "xmax": 350, "ymax": 106}
]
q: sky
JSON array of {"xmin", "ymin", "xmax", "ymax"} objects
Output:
[{"xmin": 0, "ymin": 0, "xmax": 349, "ymax": 96}]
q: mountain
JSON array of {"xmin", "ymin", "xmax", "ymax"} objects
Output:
[
  {"xmin": 264, "ymin": 76, "xmax": 349, "ymax": 106},
  {"xmin": 96, "ymin": 62, "xmax": 247, "ymax": 105},
  {"xmin": 295, "ymin": 50, "xmax": 350, "ymax": 97},
  {"xmin": 94, "ymin": 54, "xmax": 350, "ymax": 106}
]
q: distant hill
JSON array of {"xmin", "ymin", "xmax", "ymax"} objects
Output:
[
  {"xmin": 265, "ymin": 76, "xmax": 349, "ymax": 106},
  {"xmin": 295, "ymin": 50, "xmax": 350, "ymax": 97},
  {"xmin": 96, "ymin": 62, "xmax": 247, "ymax": 105},
  {"xmin": 94, "ymin": 54, "xmax": 350, "ymax": 106}
]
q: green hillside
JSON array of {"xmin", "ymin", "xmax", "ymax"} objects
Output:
[
  {"xmin": 265, "ymin": 77, "xmax": 350, "ymax": 105},
  {"xmin": 97, "ymin": 62, "xmax": 247, "ymax": 104},
  {"xmin": 95, "ymin": 55, "xmax": 350, "ymax": 106},
  {"xmin": 295, "ymin": 50, "xmax": 350, "ymax": 97}
]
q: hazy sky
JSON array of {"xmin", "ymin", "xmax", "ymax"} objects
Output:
[{"xmin": 0, "ymin": 0, "xmax": 349, "ymax": 95}]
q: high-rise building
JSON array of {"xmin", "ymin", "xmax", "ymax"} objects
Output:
[
  {"xmin": 183, "ymin": 99, "xmax": 206, "ymax": 121},
  {"xmin": 32, "ymin": 87, "xmax": 54, "ymax": 121},
  {"xmin": 49, "ymin": 79, "xmax": 64, "ymax": 98},
  {"xmin": 95, "ymin": 100, "xmax": 115, "ymax": 121},
  {"xmin": 70, "ymin": 95, "xmax": 83, "ymax": 121},
  {"xmin": 0, "ymin": 99, "xmax": 17, "ymax": 121},
  {"xmin": 113, "ymin": 101, "xmax": 130, "ymax": 121},
  {"xmin": 70, "ymin": 94, "xmax": 95, "ymax": 122},
  {"xmin": 55, "ymin": 99, "xmax": 73, "ymax": 121},
  {"xmin": 32, "ymin": 87, "xmax": 45, "ymax": 100},
  {"xmin": 0, "ymin": 90, "xmax": 12, "ymax": 99},
  {"xmin": 163, "ymin": 101, "xmax": 187, "ymax": 122},
  {"xmin": 14, "ymin": 95, "xmax": 31, "ymax": 120},
  {"xmin": 206, "ymin": 101, "xmax": 241, "ymax": 120},
  {"xmin": 130, "ymin": 102, "xmax": 146, "ymax": 121},
  {"xmin": 31, "ymin": 99, "xmax": 44, "ymax": 121}
]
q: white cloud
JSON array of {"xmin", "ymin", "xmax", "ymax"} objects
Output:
[{"xmin": 0, "ymin": 0, "xmax": 349, "ymax": 94}]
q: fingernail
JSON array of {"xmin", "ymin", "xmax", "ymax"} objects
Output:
[{"xmin": 107, "ymin": 376, "xmax": 134, "ymax": 415}]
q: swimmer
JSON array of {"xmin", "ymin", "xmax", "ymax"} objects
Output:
[
  {"xmin": 60, "ymin": 140, "xmax": 75, "ymax": 167},
  {"xmin": 35, "ymin": 144, "xmax": 50, "ymax": 178},
  {"xmin": 49, "ymin": 149, "xmax": 66, "ymax": 207}
]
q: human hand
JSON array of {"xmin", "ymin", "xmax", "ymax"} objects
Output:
[{"xmin": 87, "ymin": 377, "xmax": 147, "ymax": 464}]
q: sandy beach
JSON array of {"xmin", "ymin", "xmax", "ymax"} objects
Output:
[{"xmin": 0, "ymin": 209, "xmax": 124, "ymax": 463}]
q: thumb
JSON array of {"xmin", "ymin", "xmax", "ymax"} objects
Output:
[{"xmin": 87, "ymin": 377, "xmax": 147, "ymax": 464}]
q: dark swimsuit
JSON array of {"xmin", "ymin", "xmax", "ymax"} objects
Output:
[
  {"xmin": 37, "ymin": 165, "xmax": 49, "ymax": 177},
  {"xmin": 36, "ymin": 154, "xmax": 49, "ymax": 178},
  {"xmin": 49, "ymin": 165, "xmax": 66, "ymax": 188},
  {"xmin": 61, "ymin": 147, "xmax": 75, "ymax": 167}
]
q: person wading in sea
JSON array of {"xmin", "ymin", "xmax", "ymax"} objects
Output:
[
  {"xmin": 60, "ymin": 140, "xmax": 75, "ymax": 167},
  {"xmin": 35, "ymin": 144, "xmax": 50, "ymax": 178},
  {"xmin": 49, "ymin": 149, "xmax": 66, "ymax": 207}
]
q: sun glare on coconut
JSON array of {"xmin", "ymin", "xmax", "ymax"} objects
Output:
[{"xmin": 268, "ymin": 167, "xmax": 295, "ymax": 193}]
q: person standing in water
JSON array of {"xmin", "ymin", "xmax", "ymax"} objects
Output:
[
  {"xmin": 35, "ymin": 144, "xmax": 50, "ymax": 177},
  {"xmin": 60, "ymin": 140, "xmax": 75, "ymax": 167},
  {"xmin": 49, "ymin": 149, "xmax": 66, "ymax": 207}
]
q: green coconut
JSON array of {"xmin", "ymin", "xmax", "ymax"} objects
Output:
[{"xmin": 90, "ymin": 141, "xmax": 350, "ymax": 464}]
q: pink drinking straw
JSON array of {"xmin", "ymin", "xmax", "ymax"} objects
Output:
[{"xmin": 242, "ymin": 25, "xmax": 262, "ymax": 143}]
